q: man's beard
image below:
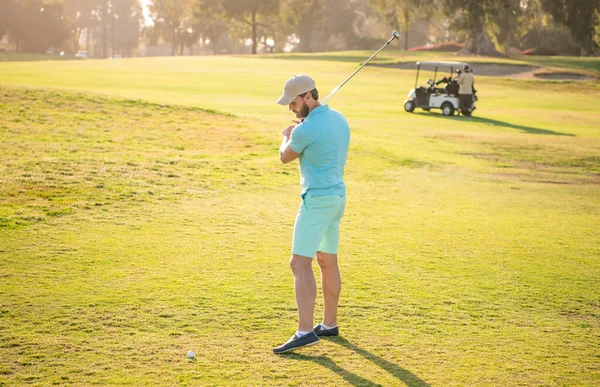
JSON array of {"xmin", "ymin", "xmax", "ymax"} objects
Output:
[{"xmin": 296, "ymin": 104, "xmax": 309, "ymax": 119}]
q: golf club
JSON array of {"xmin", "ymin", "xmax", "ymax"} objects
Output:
[{"xmin": 321, "ymin": 30, "xmax": 400, "ymax": 104}]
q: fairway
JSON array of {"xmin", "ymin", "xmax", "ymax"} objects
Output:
[{"xmin": 1, "ymin": 53, "xmax": 599, "ymax": 386}]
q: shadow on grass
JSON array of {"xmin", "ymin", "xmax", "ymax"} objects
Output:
[
  {"xmin": 333, "ymin": 337, "xmax": 430, "ymax": 387},
  {"xmin": 288, "ymin": 353, "xmax": 382, "ymax": 387},
  {"xmin": 287, "ymin": 337, "xmax": 430, "ymax": 387},
  {"xmin": 415, "ymin": 111, "xmax": 575, "ymax": 136}
]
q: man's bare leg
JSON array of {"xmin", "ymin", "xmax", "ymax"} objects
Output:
[
  {"xmin": 316, "ymin": 251, "xmax": 341, "ymax": 327},
  {"xmin": 290, "ymin": 254, "xmax": 316, "ymax": 332}
]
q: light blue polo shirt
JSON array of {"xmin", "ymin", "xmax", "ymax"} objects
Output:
[{"xmin": 289, "ymin": 104, "xmax": 350, "ymax": 198}]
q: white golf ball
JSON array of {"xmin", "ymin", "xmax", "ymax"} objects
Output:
[{"xmin": 186, "ymin": 350, "xmax": 195, "ymax": 359}]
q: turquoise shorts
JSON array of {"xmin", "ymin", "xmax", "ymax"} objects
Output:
[{"xmin": 292, "ymin": 193, "xmax": 346, "ymax": 258}]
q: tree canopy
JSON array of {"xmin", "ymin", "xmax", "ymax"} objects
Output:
[
  {"xmin": 541, "ymin": 0, "xmax": 600, "ymax": 55},
  {"xmin": 0, "ymin": 0, "xmax": 598, "ymax": 56}
]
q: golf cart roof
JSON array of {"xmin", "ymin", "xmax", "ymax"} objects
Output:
[{"xmin": 416, "ymin": 61, "xmax": 469, "ymax": 68}]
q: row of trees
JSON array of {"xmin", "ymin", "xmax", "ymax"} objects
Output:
[
  {"xmin": 147, "ymin": 0, "xmax": 600, "ymax": 55},
  {"xmin": 1, "ymin": 0, "xmax": 599, "ymax": 56},
  {"xmin": 0, "ymin": 0, "xmax": 142, "ymax": 56},
  {"xmin": 371, "ymin": 0, "xmax": 600, "ymax": 55},
  {"xmin": 146, "ymin": 0, "xmax": 384, "ymax": 55}
]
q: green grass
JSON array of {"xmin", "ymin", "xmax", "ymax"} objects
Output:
[
  {"xmin": 268, "ymin": 50, "xmax": 600, "ymax": 77},
  {"xmin": 1, "ymin": 52, "xmax": 599, "ymax": 386},
  {"xmin": 517, "ymin": 55, "xmax": 600, "ymax": 74},
  {"xmin": 3, "ymin": 49, "xmax": 598, "ymax": 75}
]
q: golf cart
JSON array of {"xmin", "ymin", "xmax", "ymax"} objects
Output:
[{"xmin": 404, "ymin": 61, "xmax": 476, "ymax": 116}]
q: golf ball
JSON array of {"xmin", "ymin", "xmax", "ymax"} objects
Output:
[{"xmin": 186, "ymin": 350, "xmax": 195, "ymax": 359}]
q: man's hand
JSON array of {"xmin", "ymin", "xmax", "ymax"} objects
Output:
[
  {"xmin": 282, "ymin": 124, "xmax": 295, "ymax": 138},
  {"xmin": 282, "ymin": 120, "xmax": 301, "ymax": 138},
  {"xmin": 279, "ymin": 121, "xmax": 301, "ymax": 164}
]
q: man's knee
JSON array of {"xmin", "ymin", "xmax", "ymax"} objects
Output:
[
  {"xmin": 289, "ymin": 254, "xmax": 313, "ymax": 274},
  {"xmin": 316, "ymin": 251, "xmax": 338, "ymax": 269}
]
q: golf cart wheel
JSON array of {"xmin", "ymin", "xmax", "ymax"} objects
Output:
[
  {"xmin": 442, "ymin": 102, "xmax": 455, "ymax": 116},
  {"xmin": 461, "ymin": 110, "xmax": 472, "ymax": 116},
  {"xmin": 404, "ymin": 100, "xmax": 415, "ymax": 113}
]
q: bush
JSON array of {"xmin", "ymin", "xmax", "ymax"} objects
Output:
[
  {"xmin": 349, "ymin": 36, "xmax": 387, "ymax": 50},
  {"xmin": 520, "ymin": 22, "xmax": 579, "ymax": 56},
  {"xmin": 520, "ymin": 47, "xmax": 557, "ymax": 56}
]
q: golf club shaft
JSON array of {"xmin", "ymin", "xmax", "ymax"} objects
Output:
[{"xmin": 321, "ymin": 31, "xmax": 399, "ymax": 104}]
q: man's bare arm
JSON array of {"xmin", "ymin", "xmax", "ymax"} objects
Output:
[{"xmin": 279, "ymin": 125, "xmax": 300, "ymax": 164}]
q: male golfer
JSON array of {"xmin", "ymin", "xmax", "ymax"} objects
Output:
[
  {"xmin": 273, "ymin": 75, "xmax": 350, "ymax": 354},
  {"xmin": 458, "ymin": 65, "xmax": 475, "ymax": 113}
]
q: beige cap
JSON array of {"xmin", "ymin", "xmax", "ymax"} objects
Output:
[{"xmin": 276, "ymin": 75, "xmax": 316, "ymax": 105}]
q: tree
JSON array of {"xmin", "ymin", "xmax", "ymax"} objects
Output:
[
  {"xmin": 282, "ymin": 0, "xmax": 367, "ymax": 52},
  {"xmin": 193, "ymin": 0, "xmax": 228, "ymax": 54},
  {"xmin": 150, "ymin": 0, "xmax": 195, "ymax": 55},
  {"xmin": 501, "ymin": 0, "xmax": 577, "ymax": 54},
  {"xmin": 369, "ymin": 0, "xmax": 435, "ymax": 50},
  {"xmin": 0, "ymin": 0, "xmax": 16, "ymax": 41},
  {"xmin": 494, "ymin": 0, "xmax": 524, "ymax": 51},
  {"xmin": 541, "ymin": 0, "xmax": 600, "ymax": 55},
  {"xmin": 7, "ymin": 0, "xmax": 70, "ymax": 52},
  {"xmin": 440, "ymin": 0, "xmax": 504, "ymax": 55},
  {"xmin": 61, "ymin": 0, "xmax": 142, "ymax": 57},
  {"xmin": 281, "ymin": 0, "xmax": 321, "ymax": 52},
  {"xmin": 221, "ymin": 0, "xmax": 279, "ymax": 54},
  {"xmin": 178, "ymin": 11, "xmax": 202, "ymax": 54},
  {"xmin": 110, "ymin": 0, "xmax": 143, "ymax": 56},
  {"xmin": 322, "ymin": 0, "xmax": 365, "ymax": 49},
  {"xmin": 62, "ymin": 0, "xmax": 100, "ymax": 54}
]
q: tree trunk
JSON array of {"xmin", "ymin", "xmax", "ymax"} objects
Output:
[
  {"xmin": 299, "ymin": 29, "xmax": 312, "ymax": 52},
  {"xmin": 75, "ymin": 28, "xmax": 82, "ymax": 53},
  {"xmin": 298, "ymin": 14, "xmax": 313, "ymax": 52},
  {"xmin": 403, "ymin": 8, "xmax": 410, "ymax": 50},
  {"xmin": 86, "ymin": 28, "xmax": 91, "ymax": 53},
  {"xmin": 468, "ymin": 29, "xmax": 500, "ymax": 56},
  {"xmin": 111, "ymin": 15, "xmax": 116, "ymax": 57},
  {"xmin": 464, "ymin": 11, "xmax": 502, "ymax": 57},
  {"xmin": 251, "ymin": 9, "xmax": 257, "ymax": 54},
  {"xmin": 101, "ymin": 2, "xmax": 108, "ymax": 58}
]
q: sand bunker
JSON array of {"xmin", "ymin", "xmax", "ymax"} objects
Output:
[{"xmin": 534, "ymin": 72, "xmax": 592, "ymax": 80}]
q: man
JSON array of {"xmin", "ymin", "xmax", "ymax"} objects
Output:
[
  {"xmin": 458, "ymin": 65, "xmax": 475, "ymax": 114},
  {"xmin": 273, "ymin": 75, "xmax": 350, "ymax": 354}
]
